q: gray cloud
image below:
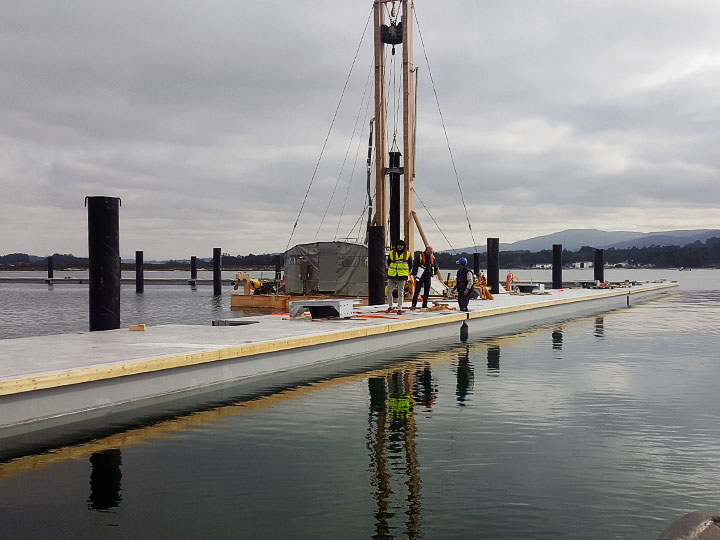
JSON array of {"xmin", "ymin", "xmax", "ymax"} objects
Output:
[{"xmin": 1, "ymin": 0, "xmax": 719, "ymax": 258}]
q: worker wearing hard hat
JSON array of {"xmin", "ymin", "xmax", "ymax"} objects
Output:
[
  {"xmin": 410, "ymin": 245, "xmax": 441, "ymax": 310},
  {"xmin": 456, "ymin": 257, "xmax": 474, "ymax": 312},
  {"xmin": 387, "ymin": 239, "xmax": 412, "ymax": 314}
]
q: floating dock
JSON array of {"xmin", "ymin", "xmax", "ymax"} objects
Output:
[{"xmin": 0, "ymin": 281, "xmax": 676, "ymax": 457}]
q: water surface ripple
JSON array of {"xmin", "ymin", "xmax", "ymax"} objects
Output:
[{"xmin": 1, "ymin": 269, "xmax": 719, "ymax": 539}]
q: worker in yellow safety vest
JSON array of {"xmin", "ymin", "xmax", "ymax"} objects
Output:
[{"xmin": 387, "ymin": 239, "xmax": 411, "ymax": 314}]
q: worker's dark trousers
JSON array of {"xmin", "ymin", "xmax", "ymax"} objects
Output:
[
  {"xmin": 458, "ymin": 291, "xmax": 470, "ymax": 311},
  {"xmin": 411, "ymin": 277, "xmax": 431, "ymax": 308}
]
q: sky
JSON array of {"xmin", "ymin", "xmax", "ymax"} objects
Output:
[{"xmin": 2, "ymin": 0, "xmax": 719, "ymax": 259}]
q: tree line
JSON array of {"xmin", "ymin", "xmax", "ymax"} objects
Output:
[
  {"xmin": 434, "ymin": 237, "xmax": 720, "ymax": 269},
  {"xmin": 3, "ymin": 238, "xmax": 720, "ymax": 269}
]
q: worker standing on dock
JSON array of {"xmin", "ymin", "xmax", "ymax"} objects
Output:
[
  {"xmin": 410, "ymin": 246, "xmax": 441, "ymax": 310},
  {"xmin": 387, "ymin": 240, "xmax": 412, "ymax": 314},
  {"xmin": 456, "ymin": 258, "xmax": 474, "ymax": 312}
]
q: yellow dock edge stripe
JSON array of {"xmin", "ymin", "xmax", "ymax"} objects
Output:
[{"xmin": 0, "ymin": 283, "xmax": 676, "ymax": 396}]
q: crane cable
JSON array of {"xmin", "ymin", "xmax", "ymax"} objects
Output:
[
  {"xmin": 285, "ymin": 7, "xmax": 373, "ymax": 252},
  {"xmin": 414, "ymin": 6, "xmax": 479, "ymax": 253},
  {"xmin": 315, "ymin": 59, "xmax": 374, "ymax": 242},
  {"xmin": 415, "ymin": 189, "xmax": 457, "ymax": 254},
  {"xmin": 347, "ymin": 195, "xmax": 374, "ymax": 241},
  {"xmin": 333, "ymin": 61, "xmax": 375, "ymax": 241}
]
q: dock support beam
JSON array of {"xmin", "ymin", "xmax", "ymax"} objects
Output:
[
  {"xmin": 373, "ymin": 1, "xmax": 387, "ymax": 232},
  {"xmin": 190, "ymin": 256, "xmax": 197, "ymax": 284},
  {"xmin": 135, "ymin": 250, "xmax": 144, "ymax": 293},
  {"xmin": 47, "ymin": 256, "xmax": 54, "ymax": 279},
  {"xmin": 552, "ymin": 244, "xmax": 563, "ymax": 289},
  {"xmin": 473, "ymin": 253, "xmax": 480, "ymax": 277},
  {"xmin": 86, "ymin": 196, "xmax": 121, "ymax": 332},
  {"xmin": 487, "ymin": 237, "xmax": 499, "ymax": 295},
  {"xmin": 213, "ymin": 248, "xmax": 222, "ymax": 296},
  {"xmin": 402, "ymin": 0, "xmax": 416, "ymax": 254},
  {"xmin": 388, "ymin": 151, "xmax": 402, "ymax": 247},
  {"xmin": 368, "ymin": 225, "xmax": 386, "ymax": 305},
  {"xmin": 411, "ymin": 211, "xmax": 429, "ymax": 249},
  {"xmin": 594, "ymin": 249, "xmax": 605, "ymax": 283}
]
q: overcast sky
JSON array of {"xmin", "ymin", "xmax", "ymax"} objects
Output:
[{"xmin": 2, "ymin": 0, "xmax": 719, "ymax": 259}]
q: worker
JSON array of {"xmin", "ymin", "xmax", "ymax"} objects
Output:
[
  {"xmin": 410, "ymin": 245, "xmax": 441, "ymax": 310},
  {"xmin": 387, "ymin": 239, "xmax": 412, "ymax": 314},
  {"xmin": 456, "ymin": 257, "xmax": 474, "ymax": 312}
]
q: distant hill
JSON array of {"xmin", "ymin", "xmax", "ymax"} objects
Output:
[
  {"xmin": 609, "ymin": 229, "xmax": 720, "ymax": 249},
  {"xmin": 454, "ymin": 229, "xmax": 720, "ymax": 253},
  {"xmin": 0, "ymin": 253, "xmax": 88, "ymax": 266}
]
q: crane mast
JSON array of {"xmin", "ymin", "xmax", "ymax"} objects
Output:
[{"xmin": 373, "ymin": 0, "xmax": 415, "ymax": 254}]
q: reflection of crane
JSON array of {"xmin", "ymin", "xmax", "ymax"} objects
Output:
[
  {"xmin": 413, "ymin": 365, "xmax": 436, "ymax": 410},
  {"xmin": 368, "ymin": 377, "xmax": 392, "ymax": 538},
  {"xmin": 367, "ymin": 365, "xmax": 429, "ymax": 539},
  {"xmin": 456, "ymin": 346, "xmax": 475, "ymax": 403}
]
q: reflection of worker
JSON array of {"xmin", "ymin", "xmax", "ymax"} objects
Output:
[
  {"xmin": 456, "ymin": 257, "xmax": 474, "ymax": 312},
  {"xmin": 410, "ymin": 246, "xmax": 441, "ymax": 310},
  {"xmin": 388, "ymin": 394, "xmax": 412, "ymax": 421},
  {"xmin": 387, "ymin": 240, "xmax": 412, "ymax": 314}
]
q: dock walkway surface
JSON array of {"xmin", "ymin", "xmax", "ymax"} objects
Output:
[{"xmin": 0, "ymin": 282, "xmax": 676, "ymax": 455}]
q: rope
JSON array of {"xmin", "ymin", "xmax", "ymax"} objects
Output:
[
  {"xmin": 285, "ymin": 7, "xmax": 373, "ymax": 251},
  {"xmin": 390, "ymin": 49, "xmax": 400, "ymax": 150},
  {"xmin": 347, "ymin": 196, "xmax": 372, "ymax": 241},
  {"xmin": 414, "ymin": 6, "xmax": 479, "ymax": 253},
  {"xmin": 315, "ymin": 59, "xmax": 374, "ymax": 242},
  {"xmin": 415, "ymin": 189, "xmax": 457, "ymax": 254},
  {"xmin": 333, "ymin": 61, "xmax": 375, "ymax": 241}
]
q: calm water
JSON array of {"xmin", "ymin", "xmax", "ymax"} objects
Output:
[{"xmin": 1, "ymin": 269, "xmax": 719, "ymax": 539}]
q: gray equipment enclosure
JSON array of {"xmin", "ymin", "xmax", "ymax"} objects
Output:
[{"xmin": 285, "ymin": 242, "xmax": 368, "ymax": 296}]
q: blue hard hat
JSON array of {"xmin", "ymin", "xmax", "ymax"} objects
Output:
[{"xmin": 456, "ymin": 257, "xmax": 468, "ymax": 265}]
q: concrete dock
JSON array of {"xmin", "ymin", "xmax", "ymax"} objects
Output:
[{"xmin": 0, "ymin": 281, "xmax": 676, "ymax": 455}]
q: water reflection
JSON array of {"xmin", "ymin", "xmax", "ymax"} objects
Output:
[
  {"xmin": 594, "ymin": 316, "xmax": 605, "ymax": 339},
  {"xmin": 5, "ymin": 289, "xmax": 720, "ymax": 540},
  {"xmin": 211, "ymin": 295, "xmax": 224, "ymax": 311},
  {"xmin": 552, "ymin": 327, "xmax": 563, "ymax": 351},
  {"xmin": 413, "ymin": 365, "xmax": 436, "ymax": 410},
  {"xmin": 487, "ymin": 344, "xmax": 500, "ymax": 376},
  {"xmin": 88, "ymin": 449, "xmax": 122, "ymax": 512},
  {"xmin": 460, "ymin": 321, "xmax": 468, "ymax": 343},
  {"xmin": 367, "ymin": 369, "xmax": 423, "ymax": 539},
  {"xmin": 456, "ymin": 346, "xmax": 475, "ymax": 404}
]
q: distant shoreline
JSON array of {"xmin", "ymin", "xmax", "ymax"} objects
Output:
[
  {"xmin": 0, "ymin": 264, "xmax": 274, "ymax": 272},
  {"xmin": 1, "ymin": 264, "xmax": 715, "ymax": 272}
]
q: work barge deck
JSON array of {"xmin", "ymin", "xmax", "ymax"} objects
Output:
[{"xmin": 0, "ymin": 282, "xmax": 676, "ymax": 459}]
